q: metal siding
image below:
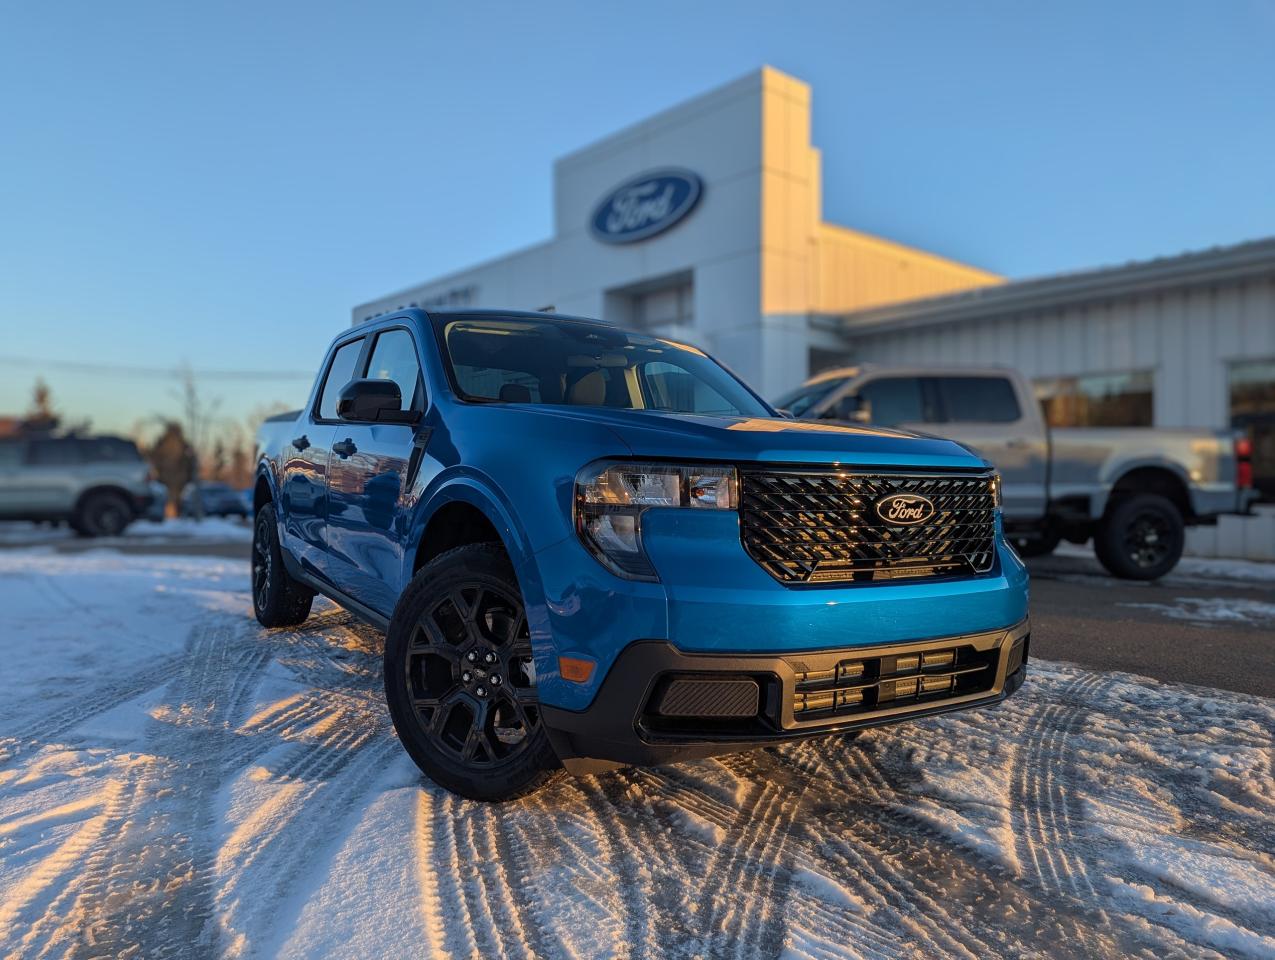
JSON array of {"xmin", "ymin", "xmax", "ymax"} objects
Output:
[{"xmin": 847, "ymin": 273, "xmax": 1275, "ymax": 437}]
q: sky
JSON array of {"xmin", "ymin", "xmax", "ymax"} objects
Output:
[{"xmin": 2, "ymin": 0, "xmax": 1273, "ymax": 438}]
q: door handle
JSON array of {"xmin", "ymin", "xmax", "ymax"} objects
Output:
[
  {"xmin": 292, "ymin": 435, "xmax": 310, "ymax": 451},
  {"xmin": 332, "ymin": 438, "xmax": 358, "ymax": 459}
]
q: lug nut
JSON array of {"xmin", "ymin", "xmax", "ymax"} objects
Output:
[
  {"xmin": 461, "ymin": 671, "xmax": 472, "ymax": 682},
  {"xmin": 490, "ymin": 674, "xmax": 502, "ymax": 686},
  {"xmin": 466, "ymin": 650, "xmax": 477, "ymax": 663},
  {"xmin": 475, "ymin": 686, "xmax": 487, "ymax": 698},
  {"xmin": 484, "ymin": 651, "xmax": 497, "ymax": 664}
]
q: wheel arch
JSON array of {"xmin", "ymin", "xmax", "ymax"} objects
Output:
[
  {"xmin": 73, "ymin": 484, "xmax": 139, "ymax": 518},
  {"xmin": 406, "ymin": 477, "xmax": 537, "ymax": 585},
  {"xmin": 1097, "ymin": 462, "xmax": 1193, "ymax": 519}
]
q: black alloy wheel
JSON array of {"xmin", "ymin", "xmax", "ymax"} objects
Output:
[
  {"xmin": 405, "ymin": 582, "xmax": 541, "ymax": 768},
  {"xmin": 251, "ymin": 503, "xmax": 314, "ymax": 627},
  {"xmin": 252, "ymin": 512, "xmax": 273, "ymax": 611},
  {"xmin": 1123, "ymin": 511, "xmax": 1173, "ymax": 569},
  {"xmin": 384, "ymin": 543, "xmax": 560, "ymax": 801},
  {"xmin": 1094, "ymin": 493, "xmax": 1185, "ymax": 581}
]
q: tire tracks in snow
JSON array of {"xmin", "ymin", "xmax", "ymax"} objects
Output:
[{"xmin": 1010, "ymin": 669, "xmax": 1104, "ymax": 901}]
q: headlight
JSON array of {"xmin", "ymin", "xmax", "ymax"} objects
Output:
[
  {"xmin": 574, "ymin": 461, "xmax": 738, "ymax": 580},
  {"xmin": 990, "ymin": 472, "xmax": 1002, "ymax": 509}
]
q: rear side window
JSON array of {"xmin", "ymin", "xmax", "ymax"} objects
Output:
[
  {"xmin": 27, "ymin": 439, "xmax": 81, "ymax": 466},
  {"xmin": 79, "ymin": 438, "xmax": 142, "ymax": 462},
  {"xmin": 858, "ymin": 377, "xmax": 925, "ymax": 426},
  {"xmin": 0, "ymin": 442, "xmax": 22, "ymax": 467},
  {"xmin": 934, "ymin": 377, "xmax": 1021, "ymax": 423},
  {"xmin": 317, "ymin": 338, "xmax": 365, "ymax": 420},
  {"xmin": 366, "ymin": 329, "xmax": 424, "ymax": 411}
]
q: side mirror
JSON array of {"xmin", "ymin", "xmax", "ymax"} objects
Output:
[{"xmin": 336, "ymin": 379, "xmax": 420, "ymax": 424}]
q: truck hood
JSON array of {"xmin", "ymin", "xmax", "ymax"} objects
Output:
[{"xmin": 504, "ymin": 405, "xmax": 987, "ymax": 470}]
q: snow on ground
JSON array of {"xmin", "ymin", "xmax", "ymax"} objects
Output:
[
  {"xmin": 1054, "ymin": 542, "xmax": 1275, "ymax": 584},
  {"xmin": 1, "ymin": 550, "xmax": 1273, "ymax": 960},
  {"xmin": 0, "ymin": 517, "xmax": 252, "ymax": 547}
]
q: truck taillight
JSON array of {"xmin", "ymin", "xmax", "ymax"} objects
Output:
[{"xmin": 1235, "ymin": 436, "xmax": 1253, "ymax": 489}]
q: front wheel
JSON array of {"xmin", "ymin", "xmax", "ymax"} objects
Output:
[
  {"xmin": 1094, "ymin": 493, "xmax": 1185, "ymax": 580},
  {"xmin": 384, "ymin": 543, "xmax": 560, "ymax": 802}
]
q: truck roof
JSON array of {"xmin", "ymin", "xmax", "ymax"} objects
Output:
[{"xmin": 384, "ymin": 307, "xmax": 612, "ymax": 329}]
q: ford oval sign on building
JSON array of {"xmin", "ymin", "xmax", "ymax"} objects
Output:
[{"xmin": 590, "ymin": 169, "xmax": 703, "ymax": 244}]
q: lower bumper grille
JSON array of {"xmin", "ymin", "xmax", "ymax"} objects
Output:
[{"xmin": 791, "ymin": 642, "xmax": 1002, "ymax": 719}]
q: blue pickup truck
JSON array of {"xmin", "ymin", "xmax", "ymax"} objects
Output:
[{"xmin": 254, "ymin": 309, "xmax": 1030, "ymax": 800}]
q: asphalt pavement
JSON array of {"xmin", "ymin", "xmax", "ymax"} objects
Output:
[{"xmin": 1026, "ymin": 552, "xmax": 1274, "ymax": 698}]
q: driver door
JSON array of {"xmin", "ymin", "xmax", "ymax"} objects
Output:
[{"xmin": 325, "ymin": 326, "xmax": 430, "ymax": 616}]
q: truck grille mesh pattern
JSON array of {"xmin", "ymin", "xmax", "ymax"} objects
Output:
[{"xmin": 739, "ymin": 469, "xmax": 996, "ymax": 584}]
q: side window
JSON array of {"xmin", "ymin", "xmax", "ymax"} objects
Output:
[
  {"xmin": 858, "ymin": 378, "xmax": 925, "ymax": 426},
  {"xmin": 317, "ymin": 338, "xmax": 365, "ymax": 420},
  {"xmin": 0, "ymin": 441, "xmax": 22, "ymax": 467},
  {"xmin": 27, "ymin": 439, "xmax": 82, "ymax": 466},
  {"xmin": 366, "ymin": 329, "xmax": 424, "ymax": 411},
  {"xmin": 934, "ymin": 377, "xmax": 1021, "ymax": 423}
]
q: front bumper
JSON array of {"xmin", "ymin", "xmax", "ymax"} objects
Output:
[{"xmin": 542, "ymin": 618, "xmax": 1029, "ymax": 770}]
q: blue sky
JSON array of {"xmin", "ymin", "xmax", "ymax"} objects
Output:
[{"xmin": 2, "ymin": 0, "xmax": 1272, "ymax": 436}]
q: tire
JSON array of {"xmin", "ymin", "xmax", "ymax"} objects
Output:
[
  {"xmin": 1013, "ymin": 530, "xmax": 1061, "ymax": 558},
  {"xmin": 252, "ymin": 504, "xmax": 314, "ymax": 627},
  {"xmin": 384, "ymin": 543, "xmax": 561, "ymax": 802},
  {"xmin": 1094, "ymin": 493, "xmax": 1185, "ymax": 581},
  {"xmin": 76, "ymin": 490, "xmax": 133, "ymax": 537}
]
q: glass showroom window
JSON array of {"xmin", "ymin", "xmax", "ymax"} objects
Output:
[
  {"xmin": 1230, "ymin": 359, "xmax": 1275, "ymax": 502},
  {"xmin": 1034, "ymin": 371, "xmax": 1154, "ymax": 428}
]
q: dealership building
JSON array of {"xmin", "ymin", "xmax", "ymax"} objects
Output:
[{"xmin": 356, "ymin": 67, "xmax": 1275, "ymax": 555}]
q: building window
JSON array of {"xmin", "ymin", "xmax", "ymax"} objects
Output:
[
  {"xmin": 632, "ymin": 281, "xmax": 693, "ymax": 335},
  {"xmin": 808, "ymin": 347, "xmax": 853, "ymax": 378},
  {"xmin": 1230, "ymin": 358, "xmax": 1275, "ymax": 502},
  {"xmin": 1034, "ymin": 370, "xmax": 1153, "ymax": 428}
]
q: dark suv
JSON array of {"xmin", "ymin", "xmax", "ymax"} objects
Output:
[{"xmin": 0, "ymin": 435, "xmax": 154, "ymax": 536}]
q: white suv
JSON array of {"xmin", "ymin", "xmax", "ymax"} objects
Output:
[{"xmin": 0, "ymin": 436, "xmax": 154, "ymax": 536}]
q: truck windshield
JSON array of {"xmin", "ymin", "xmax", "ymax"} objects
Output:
[{"xmin": 438, "ymin": 317, "xmax": 771, "ymax": 418}]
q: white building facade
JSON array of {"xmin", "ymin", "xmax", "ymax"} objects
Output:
[{"xmin": 354, "ymin": 67, "xmax": 999, "ymax": 399}]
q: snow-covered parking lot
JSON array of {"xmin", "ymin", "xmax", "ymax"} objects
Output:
[{"xmin": 0, "ymin": 547, "xmax": 1272, "ymax": 960}]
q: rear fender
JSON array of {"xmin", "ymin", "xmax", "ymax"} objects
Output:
[{"xmin": 1091, "ymin": 456, "xmax": 1192, "ymax": 517}]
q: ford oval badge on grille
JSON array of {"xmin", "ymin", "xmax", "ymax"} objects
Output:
[{"xmin": 875, "ymin": 493, "xmax": 935, "ymax": 526}]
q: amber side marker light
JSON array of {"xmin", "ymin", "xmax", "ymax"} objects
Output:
[{"xmin": 559, "ymin": 656, "xmax": 595, "ymax": 683}]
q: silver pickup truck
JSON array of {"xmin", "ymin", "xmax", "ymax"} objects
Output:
[{"xmin": 776, "ymin": 366, "xmax": 1258, "ymax": 580}]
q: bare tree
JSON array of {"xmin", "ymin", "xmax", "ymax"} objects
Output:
[
  {"xmin": 25, "ymin": 378, "xmax": 59, "ymax": 433},
  {"xmin": 170, "ymin": 365, "xmax": 221, "ymax": 520}
]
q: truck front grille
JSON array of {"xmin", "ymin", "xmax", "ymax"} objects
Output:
[
  {"xmin": 790, "ymin": 641, "xmax": 1001, "ymax": 719},
  {"xmin": 739, "ymin": 469, "xmax": 996, "ymax": 584}
]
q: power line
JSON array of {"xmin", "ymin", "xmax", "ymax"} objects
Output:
[{"xmin": 0, "ymin": 355, "xmax": 315, "ymax": 381}]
